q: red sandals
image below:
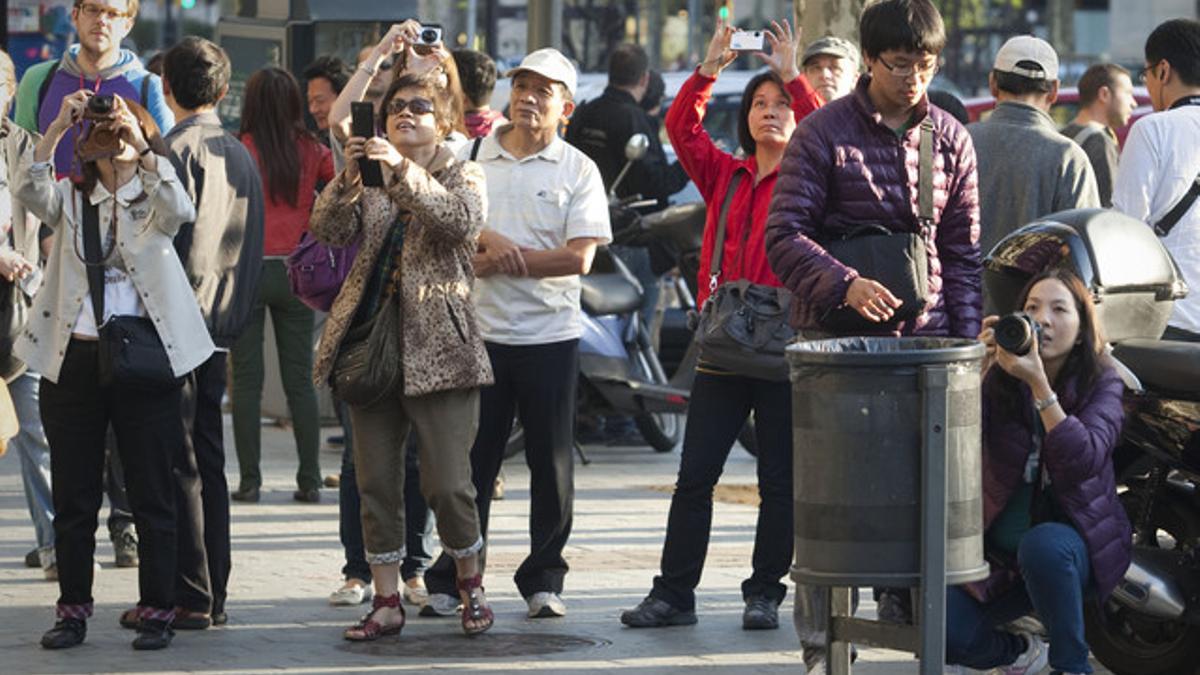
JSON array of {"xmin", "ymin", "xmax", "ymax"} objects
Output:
[
  {"xmin": 343, "ymin": 592, "xmax": 405, "ymax": 641},
  {"xmin": 456, "ymin": 574, "xmax": 494, "ymax": 636}
]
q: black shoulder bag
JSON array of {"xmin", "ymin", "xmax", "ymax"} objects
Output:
[
  {"xmin": 692, "ymin": 171, "xmax": 795, "ymax": 381},
  {"xmin": 821, "ymin": 119, "xmax": 935, "ymax": 334},
  {"xmin": 80, "ymin": 195, "xmax": 180, "ymax": 390}
]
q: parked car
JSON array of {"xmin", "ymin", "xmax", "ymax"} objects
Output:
[{"xmin": 962, "ymin": 86, "xmax": 1153, "ymax": 147}]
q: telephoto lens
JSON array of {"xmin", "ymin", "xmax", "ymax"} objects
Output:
[{"xmin": 993, "ymin": 312, "xmax": 1041, "ymax": 356}]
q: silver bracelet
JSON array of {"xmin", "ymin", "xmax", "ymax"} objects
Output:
[{"xmin": 1034, "ymin": 392, "xmax": 1059, "ymax": 412}]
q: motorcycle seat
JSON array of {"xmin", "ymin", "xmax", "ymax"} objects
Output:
[
  {"xmin": 581, "ymin": 273, "xmax": 643, "ymax": 316},
  {"xmin": 1111, "ymin": 338, "xmax": 1200, "ymax": 396}
]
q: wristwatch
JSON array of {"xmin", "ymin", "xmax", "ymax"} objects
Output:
[{"xmin": 1034, "ymin": 392, "xmax": 1059, "ymax": 412}]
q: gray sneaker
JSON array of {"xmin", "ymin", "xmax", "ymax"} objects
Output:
[
  {"xmin": 111, "ymin": 528, "xmax": 138, "ymax": 568},
  {"xmin": 742, "ymin": 596, "xmax": 779, "ymax": 630}
]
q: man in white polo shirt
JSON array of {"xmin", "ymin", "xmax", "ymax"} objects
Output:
[{"xmin": 421, "ymin": 48, "xmax": 611, "ymax": 619}]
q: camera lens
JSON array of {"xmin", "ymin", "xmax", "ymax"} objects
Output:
[
  {"xmin": 994, "ymin": 313, "xmax": 1038, "ymax": 356},
  {"xmin": 420, "ymin": 29, "xmax": 438, "ymax": 43}
]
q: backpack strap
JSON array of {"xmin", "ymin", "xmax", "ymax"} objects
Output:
[
  {"xmin": 918, "ymin": 118, "xmax": 934, "ymax": 233},
  {"xmin": 708, "ymin": 170, "xmax": 744, "ymax": 294},
  {"xmin": 1153, "ymin": 173, "xmax": 1200, "ymax": 238},
  {"xmin": 36, "ymin": 61, "xmax": 61, "ymax": 122},
  {"xmin": 469, "ymin": 136, "xmax": 483, "ymax": 161},
  {"xmin": 1068, "ymin": 123, "xmax": 1104, "ymax": 149},
  {"xmin": 140, "ymin": 74, "xmax": 151, "ymax": 108}
]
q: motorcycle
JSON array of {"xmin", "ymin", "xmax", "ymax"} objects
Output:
[{"xmin": 984, "ymin": 208, "xmax": 1200, "ymax": 675}]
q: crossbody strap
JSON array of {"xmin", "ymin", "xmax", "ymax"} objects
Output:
[
  {"xmin": 79, "ymin": 193, "xmax": 105, "ymax": 328},
  {"xmin": 1152, "ymin": 173, "xmax": 1200, "ymax": 238},
  {"xmin": 917, "ymin": 118, "xmax": 934, "ymax": 232},
  {"xmin": 709, "ymin": 170, "xmax": 744, "ymax": 294}
]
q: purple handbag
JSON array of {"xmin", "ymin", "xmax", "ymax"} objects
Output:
[{"xmin": 286, "ymin": 231, "xmax": 361, "ymax": 312}]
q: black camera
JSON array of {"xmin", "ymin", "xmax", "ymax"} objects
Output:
[
  {"xmin": 994, "ymin": 312, "xmax": 1042, "ymax": 356},
  {"xmin": 85, "ymin": 93, "xmax": 115, "ymax": 119}
]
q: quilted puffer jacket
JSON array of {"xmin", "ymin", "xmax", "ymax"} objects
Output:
[
  {"xmin": 977, "ymin": 365, "xmax": 1132, "ymax": 599},
  {"xmin": 765, "ymin": 75, "xmax": 982, "ymax": 338}
]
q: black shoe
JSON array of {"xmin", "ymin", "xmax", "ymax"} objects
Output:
[
  {"xmin": 620, "ymin": 596, "xmax": 697, "ymax": 628},
  {"xmin": 41, "ymin": 618, "xmax": 87, "ymax": 649},
  {"xmin": 742, "ymin": 596, "xmax": 779, "ymax": 630},
  {"xmin": 876, "ymin": 589, "xmax": 913, "ymax": 625},
  {"xmin": 211, "ymin": 611, "xmax": 227, "ymax": 626},
  {"xmin": 231, "ymin": 486, "xmax": 260, "ymax": 503},
  {"xmin": 292, "ymin": 488, "xmax": 320, "ymax": 503},
  {"xmin": 25, "ymin": 548, "xmax": 40, "ymax": 568},
  {"xmin": 132, "ymin": 619, "xmax": 174, "ymax": 650}
]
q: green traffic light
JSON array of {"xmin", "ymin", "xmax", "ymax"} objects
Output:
[
  {"xmin": 718, "ymin": 6, "xmax": 728, "ymax": 20},
  {"xmin": 181, "ymin": 0, "xmax": 196, "ymax": 8}
]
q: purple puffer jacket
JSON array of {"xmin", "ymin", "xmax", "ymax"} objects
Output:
[
  {"xmin": 765, "ymin": 75, "xmax": 982, "ymax": 338},
  {"xmin": 977, "ymin": 365, "xmax": 1132, "ymax": 600}
]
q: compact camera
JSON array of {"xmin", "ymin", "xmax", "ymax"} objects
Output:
[
  {"xmin": 417, "ymin": 24, "xmax": 443, "ymax": 46},
  {"xmin": 83, "ymin": 93, "xmax": 116, "ymax": 120},
  {"xmin": 730, "ymin": 30, "xmax": 765, "ymax": 52},
  {"xmin": 994, "ymin": 312, "xmax": 1043, "ymax": 356}
]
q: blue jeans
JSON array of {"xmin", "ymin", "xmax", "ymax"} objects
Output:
[
  {"xmin": 10, "ymin": 373, "xmax": 54, "ymax": 553},
  {"xmin": 946, "ymin": 522, "xmax": 1094, "ymax": 674}
]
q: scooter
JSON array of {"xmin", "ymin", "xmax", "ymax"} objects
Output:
[{"xmin": 984, "ymin": 208, "xmax": 1200, "ymax": 675}]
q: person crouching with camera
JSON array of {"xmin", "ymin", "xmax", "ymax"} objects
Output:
[
  {"xmin": 17, "ymin": 90, "xmax": 211, "ymax": 651},
  {"xmin": 946, "ymin": 268, "xmax": 1131, "ymax": 675}
]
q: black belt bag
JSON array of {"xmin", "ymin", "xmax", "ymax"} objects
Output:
[
  {"xmin": 81, "ymin": 195, "xmax": 180, "ymax": 391},
  {"xmin": 693, "ymin": 172, "xmax": 794, "ymax": 381},
  {"xmin": 820, "ymin": 119, "xmax": 935, "ymax": 334}
]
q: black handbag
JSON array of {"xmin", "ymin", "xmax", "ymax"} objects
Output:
[
  {"xmin": 331, "ymin": 282, "xmax": 402, "ymax": 408},
  {"xmin": 693, "ymin": 172, "xmax": 795, "ymax": 381},
  {"xmin": 821, "ymin": 118, "xmax": 935, "ymax": 334},
  {"xmin": 80, "ymin": 196, "xmax": 181, "ymax": 391}
]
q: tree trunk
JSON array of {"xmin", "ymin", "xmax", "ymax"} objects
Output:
[{"xmin": 794, "ymin": 0, "xmax": 867, "ymax": 45}]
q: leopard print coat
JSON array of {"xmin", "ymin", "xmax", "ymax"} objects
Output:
[{"xmin": 309, "ymin": 144, "xmax": 493, "ymax": 397}]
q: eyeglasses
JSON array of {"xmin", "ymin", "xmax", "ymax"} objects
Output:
[
  {"xmin": 1138, "ymin": 62, "xmax": 1161, "ymax": 84},
  {"xmin": 386, "ymin": 96, "xmax": 435, "ymax": 116},
  {"xmin": 877, "ymin": 55, "xmax": 939, "ymax": 79},
  {"xmin": 77, "ymin": 3, "xmax": 131, "ymax": 21}
]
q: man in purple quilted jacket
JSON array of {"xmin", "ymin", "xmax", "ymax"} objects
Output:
[{"xmin": 764, "ymin": 1, "xmax": 981, "ymax": 670}]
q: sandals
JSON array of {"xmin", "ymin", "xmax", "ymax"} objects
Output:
[
  {"xmin": 343, "ymin": 592, "xmax": 405, "ymax": 642},
  {"xmin": 456, "ymin": 574, "xmax": 494, "ymax": 636}
]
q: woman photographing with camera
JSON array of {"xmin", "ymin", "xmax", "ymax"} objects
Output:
[
  {"xmin": 309, "ymin": 71, "xmax": 493, "ymax": 640},
  {"xmin": 19, "ymin": 90, "xmax": 210, "ymax": 651},
  {"xmin": 946, "ymin": 268, "xmax": 1131, "ymax": 675}
]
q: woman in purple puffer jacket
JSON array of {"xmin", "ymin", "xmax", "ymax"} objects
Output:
[{"xmin": 947, "ymin": 268, "xmax": 1131, "ymax": 675}]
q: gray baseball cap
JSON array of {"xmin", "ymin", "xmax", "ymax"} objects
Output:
[{"xmin": 802, "ymin": 36, "xmax": 860, "ymax": 68}]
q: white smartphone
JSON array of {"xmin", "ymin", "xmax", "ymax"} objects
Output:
[{"xmin": 730, "ymin": 30, "xmax": 765, "ymax": 52}]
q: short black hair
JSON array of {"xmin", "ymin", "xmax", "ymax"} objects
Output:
[
  {"xmin": 737, "ymin": 71, "xmax": 790, "ymax": 156},
  {"xmin": 859, "ymin": 0, "xmax": 946, "ymax": 60},
  {"xmin": 162, "ymin": 37, "xmax": 231, "ymax": 111},
  {"xmin": 608, "ymin": 43, "xmax": 649, "ymax": 88},
  {"xmin": 1145, "ymin": 18, "xmax": 1200, "ymax": 87},
  {"xmin": 641, "ymin": 70, "xmax": 665, "ymax": 113},
  {"xmin": 451, "ymin": 49, "xmax": 499, "ymax": 109},
  {"xmin": 993, "ymin": 64, "xmax": 1055, "ymax": 96},
  {"xmin": 1077, "ymin": 63, "xmax": 1129, "ymax": 106},
  {"xmin": 302, "ymin": 55, "xmax": 352, "ymax": 95},
  {"xmin": 927, "ymin": 89, "xmax": 968, "ymax": 125}
]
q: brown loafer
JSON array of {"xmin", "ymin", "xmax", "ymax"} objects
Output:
[
  {"xmin": 119, "ymin": 607, "xmax": 139, "ymax": 630},
  {"xmin": 172, "ymin": 609, "xmax": 212, "ymax": 630}
]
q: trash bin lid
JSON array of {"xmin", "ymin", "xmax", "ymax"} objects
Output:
[{"xmin": 786, "ymin": 336, "xmax": 984, "ymax": 367}]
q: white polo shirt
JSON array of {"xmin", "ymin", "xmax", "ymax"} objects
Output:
[
  {"xmin": 462, "ymin": 126, "xmax": 611, "ymax": 345},
  {"xmin": 1113, "ymin": 104, "xmax": 1200, "ymax": 333}
]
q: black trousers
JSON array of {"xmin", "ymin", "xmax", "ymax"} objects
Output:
[
  {"xmin": 42, "ymin": 339, "xmax": 182, "ymax": 612},
  {"xmin": 426, "ymin": 339, "xmax": 578, "ymax": 598},
  {"xmin": 175, "ymin": 352, "xmax": 232, "ymax": 615},
  {"xmin": 650, "ymin": 370, "xmax": 794, "ymax": 611}
]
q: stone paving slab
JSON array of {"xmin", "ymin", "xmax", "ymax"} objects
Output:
[{"xmin": 0, "ymin": 417, "xmax": 1111, "ymax": 674}]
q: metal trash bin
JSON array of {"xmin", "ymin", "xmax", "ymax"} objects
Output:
[{"xmin": 787, "ymin": 337, "xmax": 989, "ymax": 588}]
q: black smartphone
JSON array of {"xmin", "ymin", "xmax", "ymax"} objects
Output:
[{"xmin": 350, "ymin": 101, "xmax": 384, "ymax": 187}]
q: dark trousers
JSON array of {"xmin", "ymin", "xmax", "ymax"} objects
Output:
[
  {"xmin": 175, "ymin": 352, "xmax": 232, "ymax": 615},
  {"xmin": 946, "ymin": 522, "xmax": 1094, "ymax": 673},
  {"xmin": 426, "ymin": 339, "xmax": 578, "ymax": 598},
  {"xmin": 42, "ymin": 340, "xmax": 182, "ymax": 612},
  {"xmin": 650, "ymin": 370, "xmax": 794, "ymax": 611},
  {"xmin": 337, "ymin": 399, "xmax": 434, "ymax": 584},
  {"xmin": 104, "ymin": 443, "xmax": 134, "ymax": 535}
]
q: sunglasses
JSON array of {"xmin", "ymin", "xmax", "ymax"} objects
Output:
[{"xmin": 386, "ymin": 96, "xmax": 435, "ymax": 116}]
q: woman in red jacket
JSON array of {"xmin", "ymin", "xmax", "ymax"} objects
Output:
[
  {"xmin": 232, "ymin": 68, "xmax": 334, "ymax": 504},
  {"xmin": 620, "ymin": 18, "xmax": 822, "ymax": 631}
]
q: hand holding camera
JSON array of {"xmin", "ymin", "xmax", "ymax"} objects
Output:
[
  {"xmin": 751, "ymin": 19, "xmax": 801, "ymax": 82},
  {"xmin": 979, "ymin": 313, "xmax": 1048, "ymax": 387}
]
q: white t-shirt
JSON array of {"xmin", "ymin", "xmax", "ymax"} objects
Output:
[
  {"xmin": 462, "ymin": 127, "xmax": 611, "ymax": 345},
  {"xmin": 71, "ymin": 178, "xmax": 147, "ymax": 337},
  {"xmin": 1113, "ymin": 104, "xmax": 1200, "ymax": 333}
]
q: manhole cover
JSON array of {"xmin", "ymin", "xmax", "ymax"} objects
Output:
[{"xmin": 339, "ymin": 632, "xmax": 610, "ymax": 658}]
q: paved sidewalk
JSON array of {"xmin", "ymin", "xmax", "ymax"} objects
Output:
[{"xmin": 0, "ymin": 416, "xmax": 1110, "ymax": 674}]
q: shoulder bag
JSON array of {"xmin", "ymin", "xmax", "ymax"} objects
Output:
[
  {"xmin": 1152, "ymin": 172, "xmax": 1200, "ymax": 238},
  {"xmin": 821, "ymin": 118, "xmax": 934, "ymax": 334},
  {"xmin": 286, "ymin": 231, "xmax": 361, "ymax": 312},
  {"xmin": 80, "ymin": 195, "xmax": 181, "ymax": 390},
  {"xmin": 693, "ymin": 171, "xmax": 795, "ymax": 381},
  {"xmin": 329, "ymin": 229, "xmax": 402, "ymax": 407}
]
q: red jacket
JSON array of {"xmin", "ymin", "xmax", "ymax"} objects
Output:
[
  {"xmin": 241, "ymin": 134, "xmax": 334, "ymax": 257},
  {"xmin": 665, "ymin": 69, "xmax": 823, "ymax": 307}
]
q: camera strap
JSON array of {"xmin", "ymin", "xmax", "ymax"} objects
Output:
[{"xmin": 79, "ymin": 191, "xmax": 106, "ymax": 329}]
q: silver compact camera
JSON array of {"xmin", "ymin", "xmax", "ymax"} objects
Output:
[{"xmin": 417, "ymin": 24, "xmax": 443, "ymax": 46}]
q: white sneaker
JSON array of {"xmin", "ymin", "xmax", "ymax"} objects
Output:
[
  {"xmin": 1000, "ymin": 632, "xmax": 1049, "ymax": 675},
  {"xmin": 402, "ymin": 577, "xmax": 429, "ymax": 606},
  {"xmin": 328, "ymin": 579, "xmax": 372, "ymax": 606},
  {"xmin": 419, "ymin": 592, "xmax": 460, "ymax": 617},
  {"xmin": 526, "ymin": 591, "xmax": 566, "ymax": 618}
]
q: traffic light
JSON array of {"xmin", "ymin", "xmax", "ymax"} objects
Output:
[
  {"xmin": 181, "ymin": 0, "xmax": 196, "ymax": 8},
  {"xmin": 718, "ymin": 0, "xmax": 731, "ymax": 21}
]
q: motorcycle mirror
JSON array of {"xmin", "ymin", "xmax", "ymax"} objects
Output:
[{"xmin": 624, "ymin": 133, "xmax": 649, "ymax": 161}]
